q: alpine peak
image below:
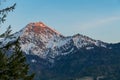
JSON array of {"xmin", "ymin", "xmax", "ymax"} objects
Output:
[
  {"xmin": 27, "ymin": 22, "xmax": 46, "ymax": 28},
  {"xmin": 0, "ymin": 22, "xmax": 107, "ymax": 62},
  {"xmin": 24, "ymin": 22, "xmax": 62, "ymax": 36}
]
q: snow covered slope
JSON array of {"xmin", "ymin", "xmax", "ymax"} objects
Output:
[{"xmin": 0, "ymin": 22, "xmax": 107, "ymax": 62}]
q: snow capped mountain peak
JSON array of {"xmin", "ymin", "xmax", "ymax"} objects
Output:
[
  {"xmin": 26, "ymin": 22, "xmax": 46, "ymax": 28},
  {"xmin": 0, "ymin": 22, "xmax": 108, "ymax": 62},
  {"xmin": 33, "ymin": 22, "xmax": 46, "ymax": 27},
  {"xmin": 24, "ymin": 22, "xmax": 62, "ymax": 36},
  {"xmin": 17, "ymin": 22, "xmax": 67, "ymax": 60},
  {"xmin": 72, "ymin": 33, "xmax": 107, "ymax": 48}
]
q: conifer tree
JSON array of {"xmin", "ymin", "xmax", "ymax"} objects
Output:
[
  {"xmin": 0, "ymin": 50, "xmax": 9, "ymax": 79},
  {"xmin": 7, "ymin": 40, "xmax": 34, "ymax": 80},
  {"xmin": 0, "ymin": 0, "xmax": 35, "ymax": 80}
]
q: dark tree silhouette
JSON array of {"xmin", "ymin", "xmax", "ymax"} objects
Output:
[{"xmin": 0, "ymin": 1, "xmax": 35, "ymax": 80}]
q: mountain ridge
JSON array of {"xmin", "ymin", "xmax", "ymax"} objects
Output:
[
  {"xmin": 0, "ymin": 22, "xmax": 108, "ymax": 62},
  {"xmin": 0, "ymin": 22, "xmax": 120, "ymax": 80}
]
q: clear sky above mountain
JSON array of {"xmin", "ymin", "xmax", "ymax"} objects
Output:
[{"xmin": 1, "ymin": 0, "xmax": 120, "ymax": 43}]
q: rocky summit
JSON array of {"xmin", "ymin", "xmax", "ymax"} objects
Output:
[{"xmin": 0, "ymin": 22, "xmax": 120, "ymax": 80}]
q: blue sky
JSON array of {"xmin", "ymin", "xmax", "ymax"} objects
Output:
[{"xmin": 1, "ymin": 0, "xmax": 120, "ymax": 43}]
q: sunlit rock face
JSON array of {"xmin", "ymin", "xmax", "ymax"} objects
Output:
[{"xmin": 0, "ymin": 22, "xmax": 107, "ymax": 62}]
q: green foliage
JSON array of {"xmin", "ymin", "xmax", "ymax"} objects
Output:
[
  {"xmin": 0, "ymin": 0, "xmax": 15, "ymax": 37},
  {"xmin": 0, "ymin": 1, "xmax": 35, "ymax": 80},
  {"xmin": 0, "ymin": 25, "xmax": 12, "ymax": 38},
  {"xmin": 0, "ymin": 50, "xmax": 9, "ymax": 79},
  {"xmin": 0, "ymin": 2, "xmax": 16, "ymax": 25},
  {"xmin": 0, "ymin": 41, "xmax": 35, "ymax": 80}
]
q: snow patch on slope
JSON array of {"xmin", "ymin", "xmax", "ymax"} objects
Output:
[
  {"xmin": 86, "ymin": 47, "xmax": 94, "ymax": 50},
  {"xmin": 72, "ymin": 34, "xmax": 107, "ymax": 49},
  {"xmin": 21, "ymin": 43, "xmax": 36, "ymax": 54}
]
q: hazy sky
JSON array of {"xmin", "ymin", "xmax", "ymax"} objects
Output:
[{"xmin": 1, "ymin": 0, "xmax": 120, "ymax": 43}]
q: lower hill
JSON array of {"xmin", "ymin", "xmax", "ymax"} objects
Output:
[{"xmin": 27, "ymin": 43, "xmax": 120, "ymax": 80}]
